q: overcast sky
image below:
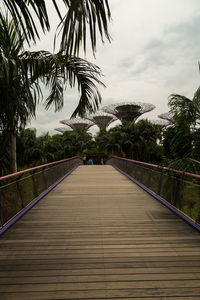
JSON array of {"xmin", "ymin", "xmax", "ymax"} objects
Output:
[{"xmin": 29, "ymin": 0, "xmax": 200, "ymax": 135}]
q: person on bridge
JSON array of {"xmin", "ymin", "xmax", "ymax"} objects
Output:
[{"xmin": 88, "ymin": 158, "xmax": 93, "ymax": 165}]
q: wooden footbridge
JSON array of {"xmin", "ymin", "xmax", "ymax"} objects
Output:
[{"xmin": 0, "ymin": 160, "xmax": 200, "ymax": 299}]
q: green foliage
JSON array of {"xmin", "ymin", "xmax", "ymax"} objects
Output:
[
  {"xmin": 96, "ymin": 120, "xmax": 164, "ymax": 163},
  {"xmin": 0, "ymin": 13, "xmax": 105, "ymax": 174},
  {"xmin": 163, "ymin": 126, "xmax": 193, "ymax": 159},
  {"xmin": 16, "ymin": 128, "xmax": 94, "ymax": 169},
  {"xmin": 15, "ymin": 120, "xmax": 164, "ymax": 170},
  {"xmin": 162, "ymin": 86, "xmax": 200, "ymax": 173},
  {"xmin": 2, "ymin": 0, "xmax": 111, "ymax": 56}
]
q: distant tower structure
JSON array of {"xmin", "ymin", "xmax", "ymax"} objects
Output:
[
  {"xmin": 102, "ymin": 102, "xmax": 155, "ymax": 123},
  {"xmin": 85, "ymin": 112, "xmax": 117, "ymax": 131},
  {"xmin": 158, "ymin": 112, "xmax": 175, "ymax": 125},
  {"xmin": 150, "ymin": 119, "xmax": 171, "ymax": 127},
  {"xmin": 54, "ymin": 127, "xmax": 72, "ymax": 134},
  {"xmin": 60, "ymin": 118, "xmax": 95, "ymax": 131}
]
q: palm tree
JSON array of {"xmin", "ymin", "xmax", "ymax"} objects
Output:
[
  {"xmin": 164, "ymin": 86, "xmax": 200, "ymax": 172},
  {"xmin": 0, "ymin": 14, "xmax": 104, "ymax": 174},
  {"xmin": 169, "ymin": 91, "xmax": 200, "ymax": 129},
  {"xmin": 2, "ymin": 0, "xmax": 111, "ymax": 56}
]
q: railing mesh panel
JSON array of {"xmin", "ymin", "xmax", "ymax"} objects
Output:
[
  {"xmin": 107, "ymin": 157, "xmax": 200, "ymax": 223},
  {"xmin": 0, "ymin": 157, "xmax": 82, "ymax": 228}
]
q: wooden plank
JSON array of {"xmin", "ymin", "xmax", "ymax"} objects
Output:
[
  {"xmin": 0, "ymin": 165, "xmax": 200, "ymax": 299},
  {"xmin": 1, "ymin": 272, "xmax": 200, "ymax": 284},
  {"xmin": 1, "ymin": 266, "xmax": 200, "ymax": 277},
  {"xmin": 1, "ymin": 288, "xmax": 200, "ymax": 300}
]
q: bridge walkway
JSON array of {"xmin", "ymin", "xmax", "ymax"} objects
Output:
[{"xmin": 0, "ymin": 165, "xmax": 200, "ymax": 299}]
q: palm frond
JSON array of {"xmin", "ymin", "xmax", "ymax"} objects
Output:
[
  {"xmin": 18, "ymin": 51, "xmax": 105, "ymax": 116},
  {"xmin": 3, "ymin": 0, "xmax": 111, "ymax": 54},
  {"xmin": 192, "ymin": 85, "xmax": 200, "ymax": 119},
  {"xmin": 57, "ymin": 0, "xmax": 111, "ymax": 56},
  {"xmin": 168, "ymin": 94, "xmax": 197, "ymax": 127},
  {"xmin": 167, "ymin": 157, "xmax": 200, "ymax": 174},
  {"xmin": 1, "ymin": 0, "xmax": 49, "ymax": 43}
]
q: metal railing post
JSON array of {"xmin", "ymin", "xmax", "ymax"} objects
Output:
[
  {"xmin": 0, "ymin": 186, "xmax": 4, "ymax": 228},
  {"xmin": 31, "ymin": 170, "xmax": 38, "ymax": 198},
  {"xmin": 42, "ymin": 167, "xmax": 47, "ymax": 189},
  {"xmin": 172, "ymin": 174, "xmax": 180, "ymax": 207},
  {"xmin": 140, "ymin": 166, "xmax": 144, "ymax": 183},
  {"xmin": 147, "ymin": 168, "xmax": 153, "ymax": 188},
  {"xmin": 16, "ymin": 174, "xmax": 25, "ymax": 208},
  {"xmin": 196, "ymin": 208, "xmax": 200, "ymax": 224},
  {"xmin": 157, "ymin": 169, "xmax": 163, "ymax": 196},
  {"xmin": 134, "ymin": 165, "xmax": 138, "ymax": 179},
  {"xmin": 49, "ymin": 166, "xmax": 55, "ymax": 184}
]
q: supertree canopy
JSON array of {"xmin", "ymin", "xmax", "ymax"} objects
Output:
[
  {"xmin": 60, "ymin": 118, "xmax": 95, "ymax": 131},
  {"xmin": 158, "ymin": 112, "xmax": 175, "ymax": 125},
  {"xmin": 85, "ymin": 112, "xmax": 117, "ymax": 131},
  {"xmin": 54, "ymin": 127, "xmax": 72, "ymax": 134},
  {"xmin": 102, "ymin": 102, "xmax": 155, "ymax": 123},
  {"xmin": 150, "ymin": 119, "xmax": 171, "ymax": 127}
]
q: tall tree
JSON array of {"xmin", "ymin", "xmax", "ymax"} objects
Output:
[
  {"xmin": 164, "ymin": 86, "xmax": 200, "ymax": 172},
  {"xmin": 0, "ymin": 14, "xmax": 104, "ymax": 174}
]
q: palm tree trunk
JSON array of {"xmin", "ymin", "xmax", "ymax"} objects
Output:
[{"xmin": 10, "ymin": 131, "xmax": 17, "ymax": 173}]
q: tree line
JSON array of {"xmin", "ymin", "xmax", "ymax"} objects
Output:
[{"xmin": 8, "ymin": 95, "xmax": 200, "ymax": 175}]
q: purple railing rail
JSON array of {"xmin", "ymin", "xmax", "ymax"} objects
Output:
[
  {"xmin": 0, "ymin": 156, "xmax": 83, "ymax": 230},
  {"xmin": 107, "ymin": 156, "xmax": 200, "ymax": 229}
]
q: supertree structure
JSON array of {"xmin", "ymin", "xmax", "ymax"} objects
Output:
[
  {"xmin": 102, "ymin": 102, "xmax": 155, "ymax": 123},
  {"xmin": 54, "ymin": 127, "xmax": 72, "ymax": 134},
  {"xmin": 158, "ymin": 112, "xmax": 175, "ymax": 125},
  {"xmin": 85, "ymin": 112, "xmax": 117, "ymax": 131},
  {"xmin": 60, "ymin": 118, "xmax": 95, "ymax": 131},
  {"xmin": 150, "ymin": 119, "xmax": 171, "ymax": 127}
]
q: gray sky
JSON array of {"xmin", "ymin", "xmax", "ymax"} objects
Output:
[{"xmin": 29, "ymin": 0, "xmax": 200, "ymax": 135}]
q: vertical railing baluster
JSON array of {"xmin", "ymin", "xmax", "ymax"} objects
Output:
[
  {"xmin": 56, "ymin": 164, "xmax": 59, "ymax": 179},
  {"xmin": 147, "ymin": 168, "xmax": 153, "ymax": 188},
  {"xmin": 157, "ymin": 169, "xmax": 163, "ymax": 196},
  {"xmin": 16, "ymin": 174, "xmax": 25, "ymax": 208},
  {"xmin": 49, "ymin": 166, "xmax": 55, "ymax": 184},
  {"xmin": 42, "ymin": 167, "xmax": 47, "ymax": 189},
  {"xmin": 31, "ymin": 170, "xmax": 38, "ymax": 198},
  {"xmin": 140, "ymin": 166, "xmax": 144, "ymax": 183},
  {"xmin": 0, "ymin": 184, "xmax": 4, "ymax": 228},
  {"xmin": 172, "ymin": 174, "xmax": 180, "ymax": 207},
  {"xmin": 134, "ymin": 164, "xmax": 138, "ymax": 179},
  {"xmin": 61, "ymin": 162, "xmax": 65, "ymax": 176},
  {"xmin": 196, "ymin": 207, "xmax": 200, "ymax": 224}
]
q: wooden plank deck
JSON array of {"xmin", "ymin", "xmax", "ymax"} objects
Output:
[{"xmin": 0, "ymin": 165, "xmax": 200, "ymax": 299}]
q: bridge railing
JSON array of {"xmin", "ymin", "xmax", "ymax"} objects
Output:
[
  {"xmin": 107, "ymin": 156, "xmax": 200, "ymax": 226},
  {"xmin": 0, "ymin": 157, "xmax": 82, "ymax": 229}
]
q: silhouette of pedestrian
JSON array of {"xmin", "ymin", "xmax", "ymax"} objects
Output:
[{"xmin": 88, "ymin": 158, "xmax": 93, "ymax": 165}]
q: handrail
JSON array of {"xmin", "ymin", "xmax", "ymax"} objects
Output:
[
  {"xmin": 107, "ymin": 156, "xmax": 200, "ymax": 230},
  {"xmin": 0, "ymin": 156, "xmax": 80, "ymax": 181},
  {"xmin": 111, "ymin": 156, "xmax": 200, "ymax": 180},
  {"xmin": 0, "ymin": 156, "xmax": 83, "ymax": 233}
]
